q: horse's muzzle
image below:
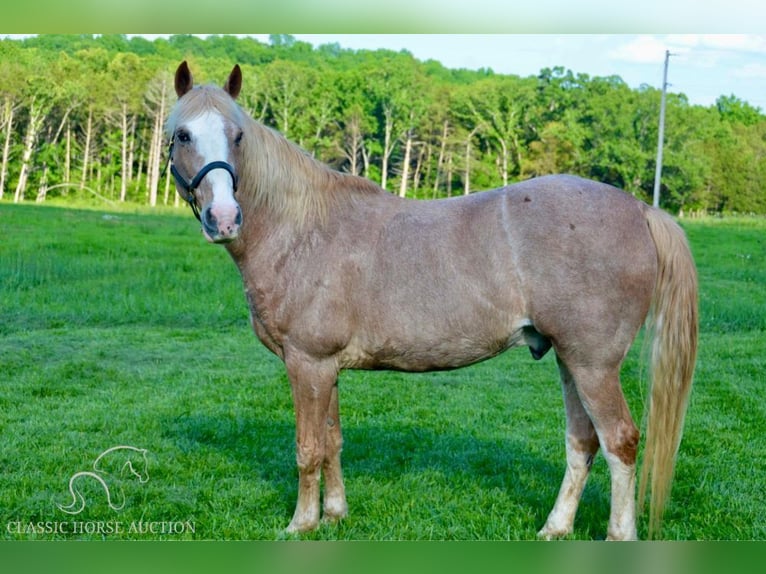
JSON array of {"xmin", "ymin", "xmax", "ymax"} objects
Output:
[{"xmin": 201, "ymin": 204, "xmax": 243, "ymax": 243}]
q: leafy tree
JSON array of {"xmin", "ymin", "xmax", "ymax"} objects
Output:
[
  {"xmin": 716, "ymin": 95, "xmax": 763, "ymax": 127},
  {"xmin": 578, "ymin": 76, "xmax": 653, "ymax": 195},
  {"xmin": 332, "ymin": 67, "xmax": 378, "ymax": 176},
  {"xmin": 259, "ymin": 59, "xmax": 314, "ymax": 142},
  {"xmin": 0, "ymin": 41, "xmax": 27, "ymax": 200},
  {"xmin": 0, "ymin": 34, "xmax": 764, "ymax": 214},
  {"xmin": 107, "ymin": 52, "xmax": 152, "ymax": 201},
  {"xmin": 356, "ymin": 51, "xmax": 425, "ymax": 191},
  {"xmin": 463, "ymin": 75, "xmax": 531, "ymax": 186}
]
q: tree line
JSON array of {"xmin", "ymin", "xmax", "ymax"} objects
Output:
[{"xmin": 1, "ymin": 34, "xmax": 765, "ymax": 214}]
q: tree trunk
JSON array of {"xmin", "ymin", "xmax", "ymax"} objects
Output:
[
  {"xmin": 80, "ymin": 108, "xmax": 93, "ymax": 190},
  {"xmin": 36, "ymin": 163, "xmax": 48, "ymax": 202},
  {"xmin": 163, "ymin": 153, "xmax": 172, "ymax": 205},
  {"xmin": 147, "ymin": 75, "xmax": 168, "ymax": 207},
  {"xmin": 135, "ymin": 124, "xmax": 146, "ymax": 196},
  {"xmin": 0, "ymin": 98, "xmax": 14, "ymax": 201},
  {"xmin": 381, "ymin": 103, "xmax": 395, "ymax": 191},
  {"xmin": 120, "ymin": 103, "xmax": 128, "ymax": 202},
  {"xmin": 126, "ymin": 115, "xmax": 136, "ymax": 192},
  {"xmin": 147, "ymin": 111, "xmax": 159, "ymax": 206},
  {"xmin": 500, "ymin": 139, "xmax": 509, "ymax": 186},
  {"xmin": 164, "ymin": 161, "xmax": 173, "ymax": 205},
  {"xmin": 464, "ymin": 138, "xmax": 472, "ymax": 196},
  {"xmin": 148, "ymin": 115, "xmax": 162, "ymax": 204},
  {"xmin": 433, "ymin": 120, "xmax": 448, "ymax": 196},
  {"xmin": 65, "ymin": 122, "xmax": 71, "ymax": 183},
  {"xmin": 14, "ymin": 98, "xmax": 43, "ymax": 203},
  {"xmin": 463, "ymin": 127, "xmax": 479, "ymax": 195},
  {"xmin": 423, "ymin": 142, "xmax": 433, "ymax": 198},
  {"xmin": 398, "ymin": 129, "xmax": 413, "ymax": 198},
  {"xmin": 173, "ymin": 166, "xmax": 180, "ymax": 207},
  {"xmin": 413, "ymin": 143, "xmax": 425, "ymax": 198},
  {"xmin": 155, "ymin": 83, "xmax": 167, "ymax": 206},
  {"xmin": 362, "ymin": 140, "xmax": 371, "ymax": 180},
  {"xmin": 512, "ymin": 133, "xmax": 523, "ymax": 179},
  {"xmin": 349, "ymin": 123, "xmax": 359, "ymax": 176},
  {"xmin": 343, "ymin": 112, "xmax": 362, "ymax": 176}
]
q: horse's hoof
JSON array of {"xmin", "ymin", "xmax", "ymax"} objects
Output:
[
  {"xmin": 605, "ymin": 529, "xmax": 638, "ymax": 541},
  {"xmin": 537, "ymin": 526, "xmax": 571, "ymax": 540},
  {"xmin": 322, "ymin": 500, "xmax": 348, "ymax": 523},
  {"xmin": 285, "ymin": 519, "xmax": 319, "ymax": 534},
  {"xmin": 321, "ymin": 511, "xmax": 347, "ymax": 525}
]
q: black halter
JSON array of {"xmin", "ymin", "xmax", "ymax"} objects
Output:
[{"xmin": 165, "ymin": 140, "xmax": 239, "ymax": 222}]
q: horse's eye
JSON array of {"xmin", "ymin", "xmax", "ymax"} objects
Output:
[
  {"xmin": 176, "ymin": 130, "xmax": 191, "ymax": 143},
  {"xmin": 234, "ymin": 131, "xmax": 244, "ymax": 147}
]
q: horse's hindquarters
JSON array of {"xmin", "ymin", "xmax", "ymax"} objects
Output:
[{"xmin": 502, "ymin": 178, "xmax": 658, "ymax": 369}]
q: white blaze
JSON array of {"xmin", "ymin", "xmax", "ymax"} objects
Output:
[{"xmin": 186, "ymin": 111, "xmax": 238, "ymax": 211}]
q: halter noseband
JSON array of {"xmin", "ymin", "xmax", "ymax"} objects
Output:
[{"xmin": 166, "ymin": 140, "xmax": 239, "ymax": 222}]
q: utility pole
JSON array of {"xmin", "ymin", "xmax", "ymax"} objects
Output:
[{"xmin": 652, "ymin": 50, "xmax": 672, "ymax": 208}]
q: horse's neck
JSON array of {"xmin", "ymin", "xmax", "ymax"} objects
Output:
[
  {"xmin": 227, "ymin": 173, "xmax": 390, "ymax": 283},
  {"xmin": 232, "ymin": 125, "xmax": 392, "ymax": 272}
]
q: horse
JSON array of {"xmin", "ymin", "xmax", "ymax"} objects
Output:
[
  {"xmin": 58, "ymin": 446, "xmax": 150, "ymax": 515},
  {"xmin": 164, "ymin": 61, "xmax": 698, "ymax": 540}
]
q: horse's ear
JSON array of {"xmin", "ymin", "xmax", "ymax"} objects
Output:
[
  {"xmin": 224, "ymin": 64, "xmax": 242, "ymax": 100},
  {"xmin": 175, "ymin": 61, "xmax": 193, "ymax": 98}
]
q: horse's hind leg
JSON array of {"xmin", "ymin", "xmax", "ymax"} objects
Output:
[
  {"xmin": 321, "ymin": 381, "xmax": 348, "ymax": 522},
  {"xmin": 562, "ymin": 362, "xmax": 639, "ymax": 541},
  {"xmin": 539, "ymin": 359, "xmax": 600, "ymax": 540}
]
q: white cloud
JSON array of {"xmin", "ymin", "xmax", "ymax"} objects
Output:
[
  {"xmin": 667, "ymin": 34, "xmax": 766, "ymax": 54},
  {"xmin": 733, "ymin": 62, "xmax": 766, "ymax": 79},
  {"xmin": 609, "ymin": 34, "xmax": 766, "ymax": 66},
  {"xmin": 608, "ymin": 36, "xmax": 670, "ymax": 64}
]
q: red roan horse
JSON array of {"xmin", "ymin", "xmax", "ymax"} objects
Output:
[{"xmin": 166, "ymin": 62, "xmax": 698, "ymax": 540}]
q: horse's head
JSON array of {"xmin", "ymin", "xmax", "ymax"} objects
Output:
[
  {"xmin": 167, "ymin": 61, "xmax": 244, "ymax": 244},
  {"xmin": 123, "ymin": 448, "xmax": 150, "ymax": 484}
]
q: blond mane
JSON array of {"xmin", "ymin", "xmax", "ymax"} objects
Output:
[{"xmin": 165, "ymin": 85, "xmax": 384, "ymax": 228}]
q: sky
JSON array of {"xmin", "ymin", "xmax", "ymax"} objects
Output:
[{"xmin": 245, "ymin": 34, "xmax": 766, "ymax": 110}]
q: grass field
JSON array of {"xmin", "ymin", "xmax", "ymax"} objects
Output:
[{"xmin": 1, "ymin": 201, "xmax": 764, "ymax": 541}]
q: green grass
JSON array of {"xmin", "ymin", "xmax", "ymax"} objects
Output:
[{"xmin": 1, "ymin": 203, "xmax": 764, "ymax": 540}]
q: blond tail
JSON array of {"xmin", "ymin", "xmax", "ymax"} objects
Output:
[{"xmin": 639, "ymin": 207, "xmax": 698, "ymax": 539}]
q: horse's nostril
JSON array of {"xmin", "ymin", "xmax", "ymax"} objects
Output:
[
  {"xmin": 201, "ymin": 207, "xmax": 218, "ymax": 231},
  {"xmin": 235, "ymin": 208, "xmax": 243, "ymax": 226}
]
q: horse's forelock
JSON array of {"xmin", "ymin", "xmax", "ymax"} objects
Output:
[{"xmin": 166, "ymin": 85, "xmax": 245, "ymax": 137}]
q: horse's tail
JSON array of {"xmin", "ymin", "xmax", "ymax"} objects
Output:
[
  {"xmin": 639, "ymin": 207, "xmax": 698, "ymax": 539},
  {"xmin": 57, "ymin": 474, "xmax": 89, "ymax": 515},
  {"xmin": 57, "ymin": 471, "xmax": 126, "ymax": 515}
]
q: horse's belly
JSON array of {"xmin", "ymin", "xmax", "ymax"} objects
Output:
[{"xmin": 339, "ymin": 317, "xmax": 535, "ymax": 372}]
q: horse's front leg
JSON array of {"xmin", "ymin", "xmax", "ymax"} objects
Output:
[
  {"xmin": 284, "ymin": 353, "xmax": 339, "ymax": 534},
  {"xmin": 321, "ymin": 381, "xmax": 348, "ymax": 523}
]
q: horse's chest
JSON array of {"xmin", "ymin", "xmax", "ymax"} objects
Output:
[{"xmin": 244, "ymin": 285, "xmax": 285, "ymax": 359}]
